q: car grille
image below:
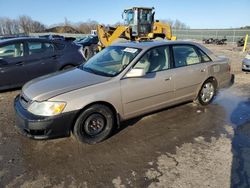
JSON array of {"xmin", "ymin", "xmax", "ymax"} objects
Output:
[{"xmin": 20, "ymin": 93, "xmax": 31, "ymax": 109}]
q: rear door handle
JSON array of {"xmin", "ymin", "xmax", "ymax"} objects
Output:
[{"xmin": 165, "ymin": 77, "xmax": 172, "ymax": 81}]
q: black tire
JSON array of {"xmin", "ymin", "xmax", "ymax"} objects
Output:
[
  {"xmin": 73, "ymin": 104, "xmax": 115, "ymax": 144},
  {"xmin": 153, "ymin": 37, "xmax": 164, "ymax": 41},
  {"xmin": 197, "ymin": 79, "xmax": 216, "ymax": 105},
  {"xmin": 83, "ymin": 46, "xmax": 94, "ymax": 61},
  {"xmin": 112, "ymin": 38, "xmax": 128, "ymax": 44}
]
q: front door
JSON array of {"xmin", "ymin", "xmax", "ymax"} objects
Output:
[{"xmin": 120, "ymin": 45, "xmax": 175, "ymax": 119}]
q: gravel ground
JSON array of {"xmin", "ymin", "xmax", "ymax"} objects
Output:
[{"xmin": 0, "ymin": 44, "xmax": 250, "ymax": 188}]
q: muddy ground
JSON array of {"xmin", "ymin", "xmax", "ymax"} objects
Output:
[{"xmin": 0, "ymin": 44, "xmax": 250, "ymax": 188}]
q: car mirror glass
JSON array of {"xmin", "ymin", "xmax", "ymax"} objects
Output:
[{"xmin": 125, "ymin": 68, "xmax": 145, "ymax": 78}]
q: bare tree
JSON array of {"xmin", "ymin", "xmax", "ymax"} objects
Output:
[
  {"xmin": 17, "ymin": 15, "xmax": 46, "ymax": 34},
  {"xmin": 160, "ymin": 19, "xmax": 189, "ymax": 29},
  {"xmin": 76, "ymin": 20, "xmax": 99, "ymax": 34},
  {"xmin": 19, "ymin": 15, "xmax": 33, "ymax": 33},
  {"xmin": 31, "ymin": 21, "xmax": 46, "ymax": 32}
]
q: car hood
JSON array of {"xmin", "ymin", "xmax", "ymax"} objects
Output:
[{"xmin": 22, "ymin": 68, "xmax": 112, "ymax": 101}]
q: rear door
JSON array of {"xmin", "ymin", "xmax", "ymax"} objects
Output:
[
  {"xmin": 171, "ymin": 44, "xmax": 208, "ymax": 100},
  {"xmin": 120, "ymin": 45, "xmax": 175, "ymax": 119},
  {"xmin": 24, "ymin": 41, "xmax": 58, "ymax": 80},
  {"xmin": 0, "ymin": 42, "xmax": 28, "ymax": 88}
]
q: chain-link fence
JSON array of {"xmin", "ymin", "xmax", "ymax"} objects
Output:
[
  {"xmin": 29, "ymin": 32, "xmax": 87, "ymax": 39},
  {"xmin": 173, "ymin": 29, "xmax": 250, "ymax": 43},
  {"xmin": 31, "ymin": 29, "xmax": 250, "ymax": 43}
]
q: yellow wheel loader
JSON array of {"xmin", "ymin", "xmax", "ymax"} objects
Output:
[{"xmin": 84, "ymin": 7, "xmax": 176, "ymax": 60}]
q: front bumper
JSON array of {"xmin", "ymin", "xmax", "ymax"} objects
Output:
[{"xmin": 14, "ymin": 95, "xmax": 77, "ymax": 140}]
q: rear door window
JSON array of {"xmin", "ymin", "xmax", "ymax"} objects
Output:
[
  {"xmin": 198, "ymin": 49, "xmax": 211, "ymax": 62},
  {"xmin": 173, "ymin": 45, "xmax": 201, "ymax": 67},
  {"xmin": 28, "ymin": 42, "xmax": 54, "ymax": 55},
  {"xmin": 0, "ymin": 43, "xmax": 24, "ymax": 59}
]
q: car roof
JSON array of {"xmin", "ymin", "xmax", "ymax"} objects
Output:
[
  {"xmin": 0, "ymin": 37, "xmax": 53, "ymax": 44},
  {"xmin": 112, "ymin": 40, "xmax": 215, "ymax": 57},
  {"xmin": 113, "ymin": 40, "xmax": 199, "ymax": 49}
]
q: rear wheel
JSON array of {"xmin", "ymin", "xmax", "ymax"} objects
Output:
[
  {"xmin": 197, "ymin": 79, "xmax": 216, "ymax": 105},
  {"xmin": 73, "ymin": 104, "xmax": 114, "ymax": 144},
  {"xmin": 83, "ymin": 46, "xmax": 94, "ymax": 61}
]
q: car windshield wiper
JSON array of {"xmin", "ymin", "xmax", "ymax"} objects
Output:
[{"xmin": 82, "ymin": 66, "xmax": 112, "ymax": 77}]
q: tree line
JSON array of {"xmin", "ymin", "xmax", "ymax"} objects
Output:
[
  {"xmin": 0, "ymin": 16, "xmax": 46, "ymax": 35},
  {"xmin": 0, "ymin": 15, "xmax": 189, "ymax": 35}
]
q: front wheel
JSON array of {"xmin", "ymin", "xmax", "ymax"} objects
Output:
[
  {"xmin": 73, "ymin": 104, "xmax": 114, "ymax": 144},
  {"xmin": 197, "ymin": 80, "xmax": 216, "ymax": 105}
]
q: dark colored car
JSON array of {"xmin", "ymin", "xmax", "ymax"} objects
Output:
[
  {"xmin": 76, "ymin": 35, "xmax": 99, "ymax": 60},
  {"xmin": 39, "ymin": 34, "xmax": 65, "ymax": 40},
  {"xmin": 0, "ymin": 37, "xmax": 84, "ymax": 91}
]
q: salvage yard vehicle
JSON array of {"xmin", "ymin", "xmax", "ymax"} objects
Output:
[
  {"xmin": 242, "ymin": 52, "xmax": 250, "ymax": 72},
  {"xmin": 14, "ymin": 41, "xmax": 234, "ymax": 144},
  {"xmin": 203, "ymin": 37, "xmax": 227, "ymax": 45},
  {"xmin": 84, "ymin": 7, "xmax": 176, "ymax": 59},
  {"xmin": 0, "ymin": 37, "xmax": 84, "ymax": 91},
  {"xmin": 237, "ymin": 37, "xmax": 245, "ymax": 47}
]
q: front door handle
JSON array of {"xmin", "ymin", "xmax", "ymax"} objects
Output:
[
  {"xmin": 16, "ymin": 61, "xmax": 24, "ymax": 66},
  {"xmin": 165, "ymin": 77, "xmax": 172, "ymax": 81},
  {"xmin": 200, "ymin": 69, "xmax": 206, "ymax": 72}
]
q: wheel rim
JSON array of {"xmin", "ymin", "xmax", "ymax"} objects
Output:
[
  {"xmin": 200, "ymin": 82, "xmax": 215, "ymax": 103},
  {"xmin": 83, "ymin": 113, "xmax": 106, "ymax": 136}
]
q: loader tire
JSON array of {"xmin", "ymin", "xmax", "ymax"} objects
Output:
[
  {"xmin": 113, "ymin": 38, "xmax": 128, "ymax": 44},
  {"xmin": 153, "ymin": 37, "xmax": 164, "ymax": 41}
]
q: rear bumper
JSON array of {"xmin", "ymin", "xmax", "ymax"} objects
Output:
[
  {"xmin": 14, "ymin": 95, "xmax": 77, "ymax": 140},
  {"xmin": 219, "ymin": 74, "xmax": 234, "ymax": 88}
]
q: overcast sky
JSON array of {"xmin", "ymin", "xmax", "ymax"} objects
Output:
[{"xmin": 1, "ymin": 0, "xmax": 249, "ymax": 29}]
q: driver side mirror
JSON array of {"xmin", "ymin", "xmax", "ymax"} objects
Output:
[{"xmin": 125, "ymin": 68, "xmax": 146, "ymax": 78}]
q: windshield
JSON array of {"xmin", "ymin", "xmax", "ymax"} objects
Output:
[
  {"xmin": 78, "ymin": 36, "xmax": 93, "ymax": 43},
  {"xmin": 139, "ymin": 9, "xmax": 152, "ymax": 23},
  {"xmin": 124, "ymin": 10, "xmax": 134, "ymax": 25},
  {"xmin": 80, "ymin": 46, "xmax": 141, "ymax": 77}
]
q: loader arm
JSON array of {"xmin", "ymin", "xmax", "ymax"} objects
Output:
[{"xmin": 97, "ymin": 25, "xmax": 131, "ymax": 48}]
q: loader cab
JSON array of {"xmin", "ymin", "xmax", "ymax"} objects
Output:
[{"xmin": 123, "ymin": 7, "xmax": 154, "ymax": 38}]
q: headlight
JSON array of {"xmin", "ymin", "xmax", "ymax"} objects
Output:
[{"xmin": 28, "ymin": 101, "xmax": 66, "ymax": 116}]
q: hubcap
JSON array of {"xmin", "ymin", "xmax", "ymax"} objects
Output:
[
  {"xmin": 201, "ymin": 82, "xmax": 214, "ymax": 103},
  {"xmin": 83, "ymin": 113, "xmax": 105, "ymax": 136}
]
